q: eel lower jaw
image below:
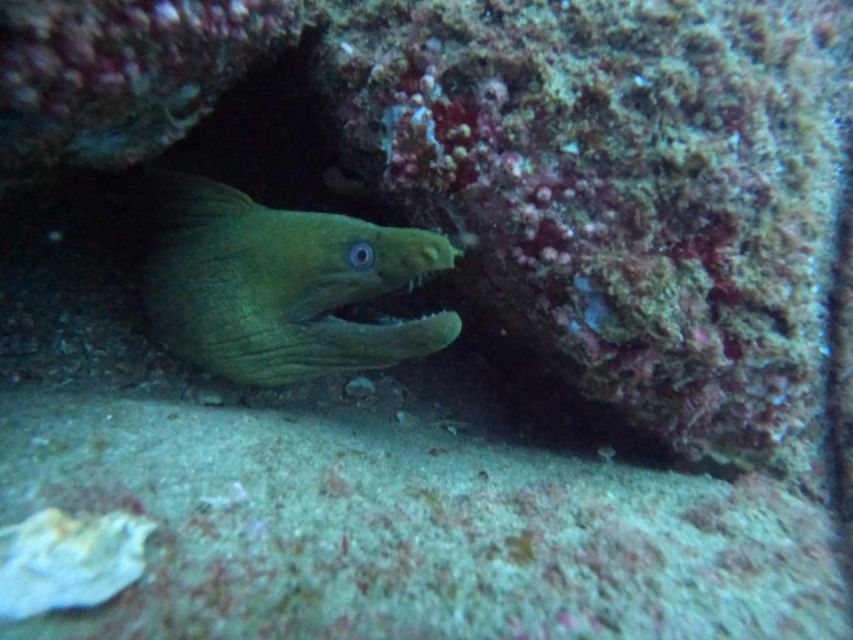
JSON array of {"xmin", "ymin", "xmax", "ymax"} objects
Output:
[
  {"xmin": 310, "ymin": 309, "xmax": 463, "ymax": 359},
  {"xmin": 291, "ymin": 300, "xmax": 453, "ymax": 330},
  {"xmin": 318, "ymin": 308, "xmax": 456, "ymax": 328}
]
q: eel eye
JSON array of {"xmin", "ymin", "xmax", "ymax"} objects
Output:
[{"xmin": 348, "ymin": 241, "xmax": 375, "ymax": 271}]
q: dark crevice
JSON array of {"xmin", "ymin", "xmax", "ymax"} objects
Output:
[{"xmin": 826, "ymin": 124, "xmax": 853, "ymax": 594}]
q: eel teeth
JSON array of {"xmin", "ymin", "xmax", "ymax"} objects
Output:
[{"xmin": 406, "ymin": 272, "xmax": 430, "ymax": 294}]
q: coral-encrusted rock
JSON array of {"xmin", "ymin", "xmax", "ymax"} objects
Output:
[
  {"xmin": 0, "ymin": 0, "xmax": 304, "ymax": 172},
  {"xmin": 313, "ymin": 0, "xmax": 847, "ymax": 473}
]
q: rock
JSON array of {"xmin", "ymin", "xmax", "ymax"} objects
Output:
[
  {"xmin": 196, "ymin": 391, "xmax": 224, "ymax": 407},
  {"xmin": 345, "ymin": 376, "xmax": 376, "ymax": 399},
  {"xmin": 311, "ymin": 0, "xmax": 848, "ymax": 476},
  {"xmin": 0, "ymin": 0, "xmax": 305, "ymax": 173},
  {"xmin": 0, "ymin": 508, "xmax": 157, "ymax": 621}
]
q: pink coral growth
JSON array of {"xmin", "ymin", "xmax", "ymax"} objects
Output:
[{"xmin": 378, "ymin": 66, "xmax": 491, "ymax": 193}]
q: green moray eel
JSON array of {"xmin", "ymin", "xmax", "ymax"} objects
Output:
[{"xmin": 142, "ymin": 173, "xmax": 462, "ymax": 386}]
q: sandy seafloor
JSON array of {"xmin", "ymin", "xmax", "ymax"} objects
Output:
[{"xmin": 0, "ymin": 193, "xmax": 850, "ymax": 639}]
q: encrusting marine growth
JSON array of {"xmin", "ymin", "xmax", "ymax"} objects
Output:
[{"xmin": 143, "ymin": 173, "xmax": 462, "ymax": 385}]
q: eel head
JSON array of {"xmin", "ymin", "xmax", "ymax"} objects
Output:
[
  {"xmin": 252, "ymin": 207, "xmax": 464, "ymax": 374},
  {"xmin": 144, "ymin": 173, "xmax": 463, "ymax": 385}
]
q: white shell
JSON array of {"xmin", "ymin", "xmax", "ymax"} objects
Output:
[{"xmin": 0, "ymin": 508, "xmax": 156, "ymax": 621}]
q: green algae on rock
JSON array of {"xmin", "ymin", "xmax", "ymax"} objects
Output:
[{"xmin": 143, "ymin": 173, "xmax": 462, "ymax": 386}]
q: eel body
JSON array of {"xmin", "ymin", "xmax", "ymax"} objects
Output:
[{"xmin": 143, "ymin": 173, "xmax": 462, "ymax": 386}]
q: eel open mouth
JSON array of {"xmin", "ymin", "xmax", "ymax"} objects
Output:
[
  {"xmin": 305, "ymin": 269, "xmax": 462, "ymax": 367},
  {"xmin": 326, "ymin": 270, "xmax": 457, "ymax": 330},
  {"xmin": 304, "ymin": 262, "xmax": 463, "ymax": 362}
]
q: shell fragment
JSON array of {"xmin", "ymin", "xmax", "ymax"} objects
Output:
[{"xmin": 0, "ymin": 508, "xmax": 156, "ymax": 621}]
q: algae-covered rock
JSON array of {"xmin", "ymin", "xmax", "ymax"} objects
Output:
[
  {"xmin": 0, "ymin": 0, "xmax": 305, "ymax": 172},
  {"xmin": 311, "ymin": 0, "xmax": 848, "ymax": 475}
]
